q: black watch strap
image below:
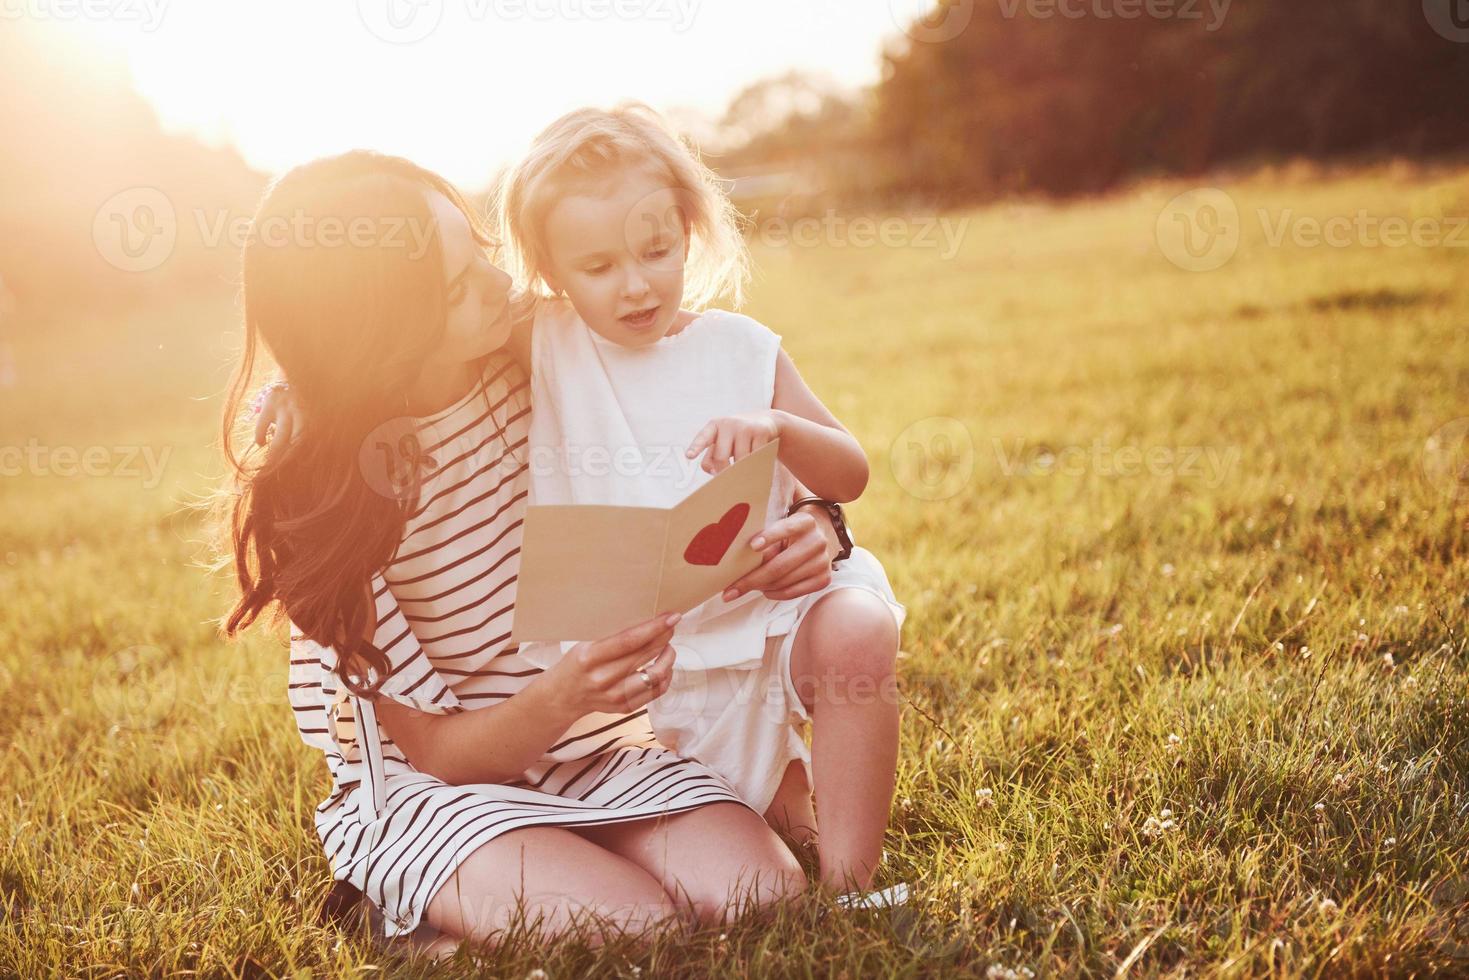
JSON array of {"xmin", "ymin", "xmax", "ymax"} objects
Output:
[{"xmin": 788, "ymin": 496, "xmax": 854, "ymax": 564}]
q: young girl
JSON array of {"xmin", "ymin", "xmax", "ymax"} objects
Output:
[{"xmin": 496, "ymin": 103, "xmax": 906, "ymax": 895}]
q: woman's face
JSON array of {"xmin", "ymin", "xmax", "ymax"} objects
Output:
[{"xmin": 423, "ymin": 189, "xmax": 514, "ymax": 366}]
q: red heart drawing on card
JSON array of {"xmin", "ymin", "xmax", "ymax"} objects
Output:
[{"xmin": 683, "ymin": 503, "xmax": 750, "ymax": 567}]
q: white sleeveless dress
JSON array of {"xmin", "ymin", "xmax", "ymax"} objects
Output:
[
  {"xmin": 520, "ymin": 299, "xmax": 906, "ymax": 813},
  {"xmin": 288, "ymin": 352, "xmax": 754, "ymax": 940}
]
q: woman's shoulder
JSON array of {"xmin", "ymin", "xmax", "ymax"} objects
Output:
[{"xmin": 479, "ymin": 349, "xmax": 530, "ymax": 408}]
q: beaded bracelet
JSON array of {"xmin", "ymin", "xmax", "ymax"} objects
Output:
[{"xmin": 250, "ymin": 379, "xmax": 289, "ymax": 417}]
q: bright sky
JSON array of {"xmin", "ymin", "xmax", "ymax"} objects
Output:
[{"xmin": 69, "ymin": 0, "xmax": 936, "ymax": 188}]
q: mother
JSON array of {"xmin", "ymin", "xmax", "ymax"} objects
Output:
[{"xmin": 220, "ymin": 151, "xmax": 897, "ymax": 953}]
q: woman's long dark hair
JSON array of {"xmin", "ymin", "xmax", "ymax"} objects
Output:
[{"xmin": 218, "ymin": 150, "xmax": 493, "ymax": 697}]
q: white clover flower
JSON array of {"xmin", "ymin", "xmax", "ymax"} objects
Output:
[
  {"xmin": 1141, "ymin": 813, "xmax": 1177, "ymax": 839},
  {"xmin": 986, "ymin": 965, "xmax": 1035, "ymax": 980}
]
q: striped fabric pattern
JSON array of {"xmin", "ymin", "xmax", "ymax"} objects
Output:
[{"xmin": 287, "ymin": 352, "xmax": 750, "ymax": 938}]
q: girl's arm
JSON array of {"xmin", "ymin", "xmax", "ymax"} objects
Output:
[
  {"xmin": 769, "ymin": 348, "xmax": 869, "ymax": 501},
  {"xmin": 686, "ymin": 347, "xmax": 870, "ymax": 502}
]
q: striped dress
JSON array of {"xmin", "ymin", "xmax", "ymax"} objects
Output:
[{"xmin": 287, "ymin": 352, "xmax": 753, "ymax": 939}]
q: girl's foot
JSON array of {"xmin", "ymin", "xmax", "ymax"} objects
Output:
[{"xmin": 832, "ymin": 881, "xmax": 909, "ymax": 910}]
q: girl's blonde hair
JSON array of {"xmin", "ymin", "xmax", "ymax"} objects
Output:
[{"xmin": 494, "ymin": 102, "xmax": 749, "ymax": 310}]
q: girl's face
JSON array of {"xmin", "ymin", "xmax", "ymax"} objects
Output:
[
  {"xmin": 423, "ymin": 189, "xmax": 515, "ymax": 369},
  {"xmin": 541, "ymin": 168, "xmax": 689, "ymax": 348}
]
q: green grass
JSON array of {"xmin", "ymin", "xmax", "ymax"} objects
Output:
[{"xmin": 1, "ymin": 162, "xmax": 1466, "ymax": 977}]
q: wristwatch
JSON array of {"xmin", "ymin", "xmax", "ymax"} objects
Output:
[{"xmin": 788, "ymin": 496, "xmax": 854, "ymax": 564}]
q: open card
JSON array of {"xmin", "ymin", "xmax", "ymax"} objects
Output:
[{"xmin": 511, "ymin": 439, "xmax": 780, "ymax": 642}]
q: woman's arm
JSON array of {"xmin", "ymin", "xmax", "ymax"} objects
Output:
[
  {"xmin": 372, "ymin": 612, "xmax": 679, "ymax": 786},
  {"xmin": 717, "ymin": 477, "xmax": 845, "ymax": 603}
]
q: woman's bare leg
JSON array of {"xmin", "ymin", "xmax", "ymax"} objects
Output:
[
  {"xmin": 420, "ymin": 825, "xmax": 683, "ymax": 954},
  {"xmin": 786, "ymin": 589, "xmax": 902, "ymax": 895},
  {"xmin": 569, "ymin": 801, "xmax": 808, "ymax": 927}
]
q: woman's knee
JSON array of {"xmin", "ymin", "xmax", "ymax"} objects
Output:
[
  {"xmin": 425, "ymin": 827, "xmax": 681, "ymax": 950},
  {"xmin": 672, "ymin": 825, "xmax": 808, "ymax": 928}
]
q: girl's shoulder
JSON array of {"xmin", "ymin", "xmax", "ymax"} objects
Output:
[{"xmin": 684, "ymin": 308, "xmax": 781, "ymax": 347}]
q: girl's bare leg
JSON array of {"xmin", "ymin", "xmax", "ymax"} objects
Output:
[
  {"xmin": 786, "ymin": 589, "xmax": 902, "ymax": 895},
  {"xmin": 763, "ymin": 758, "xmax": 818, "ymax": 847},
  {"xmin": 569, "ymin": 801, "xmax": 807, "ymax": 927}
]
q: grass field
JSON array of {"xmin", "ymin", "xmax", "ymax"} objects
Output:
[{"xmin": 1, "ymin": 162, "xmax": 1466, "ymax": 977}]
